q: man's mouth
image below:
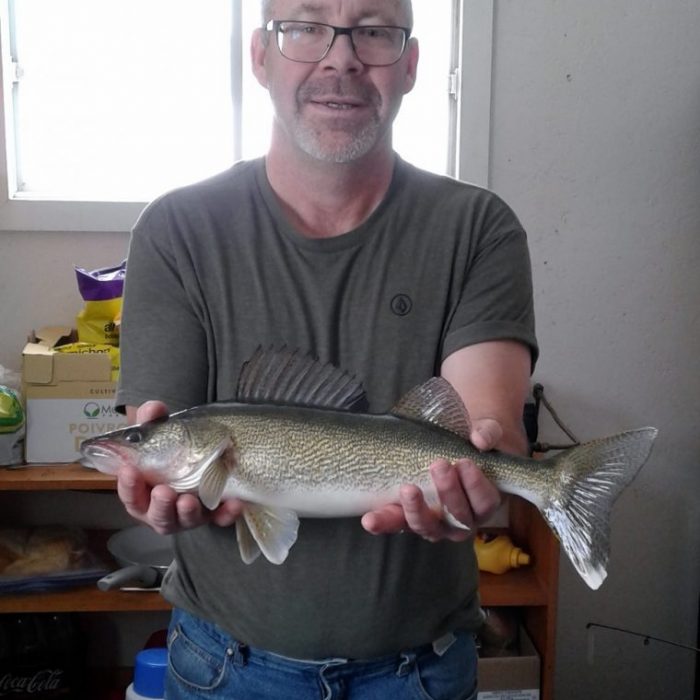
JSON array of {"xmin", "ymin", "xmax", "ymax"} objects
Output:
[
  {"xmin": 323, "ymin": 101, "xmax": 356, "ymax": 110},
  {"xmin": 299, "ymin": 79, "xmax": 378, "ymax": 114},
  {"xmin": 311, "ymin": 98, "xmax": 363, "ymax": 111}
]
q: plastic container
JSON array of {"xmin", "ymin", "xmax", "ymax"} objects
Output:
[
  {"xmin": 474, "ymin": 533, "xmax": 531, "ymax": 574},
  {"xmin": 0, "ymin": 385, "xmax": 24, "ymax": 465},
  {"xmin": 125, "ymin": 647, "xmax": 168, "ymax": 700}
]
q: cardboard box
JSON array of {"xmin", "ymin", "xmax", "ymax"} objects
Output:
[
  {"xmin": 478, "ymin": 627, "xmax": 541, "ymax": 700},
  {"xmin": 22, "ymin": 326, "xmax": 126, "ymax": 463}
]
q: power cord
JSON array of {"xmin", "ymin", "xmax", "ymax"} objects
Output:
[{"xmin": 530, "ymin": 383, "xmax": 581, "ymax": 453}]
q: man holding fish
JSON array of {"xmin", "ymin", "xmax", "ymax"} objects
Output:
[{"xmin": 110, "ymin": 0, "xmax": 538, "ymax": 697}]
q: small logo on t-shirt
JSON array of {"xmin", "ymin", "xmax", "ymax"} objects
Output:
[{"xmin": 390, "ymin": 294, "xmax": 413, "ymax": 317}]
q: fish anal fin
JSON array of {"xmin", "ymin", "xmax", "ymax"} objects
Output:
[
  {"xmin": 391, "ymin": 377, "xmax": 472, "ymax": 441},
  {"xmin": 198, "ymin": 437, "xmax": 235, "ymax": 510},
  {"xmin": 241, "ymin": 504, "xmax": 300, "ymax": 565}
]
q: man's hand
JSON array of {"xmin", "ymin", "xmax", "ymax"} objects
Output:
[
  {"xmin": 117, "ymin": 401, "xmax": 244, "ymax": 535},
  {"xmin": 360, "ymin": 417, "xmax": 503, "ymax": 542}
]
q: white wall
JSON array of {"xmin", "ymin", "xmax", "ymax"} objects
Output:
[
  {"xmin": 0, "ymin": 0, "xmax": 698, "ymax": 696},
  {"xmin": 489, "ymin": 1, "xmax": 700, "ymax": 698}
]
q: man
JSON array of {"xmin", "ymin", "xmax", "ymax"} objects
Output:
[{"xmin": 115, "ymin": 0, "xmax": 537, "ymax": 697}]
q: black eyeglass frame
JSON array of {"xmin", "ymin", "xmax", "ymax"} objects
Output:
[{"xmin": 265, "ymin": 20, "xmax": 412, "ymax": 67}]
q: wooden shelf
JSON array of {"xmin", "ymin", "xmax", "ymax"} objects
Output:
[
  {"xmin": 0, "ymin": 572, "xmax": 547, "ymax": 614},
  {"xmin": 0, "ymin": 463, "xmax": 559, "ymax": 700},
  {"xmin": 0, "ymin": 586, "xmax": 170, "ymax": 613},
  {"xmin": 0, "ymin": 462, "xmax": 115, "ymax": 490},
  {"xmin": 0, "ymin": 524, "xmax": 171, "ymax": 614},
  {"xmin": 479, "ymin": 568, "xmax": 549, "ymax": 607},
  {"xmin": 0, "ymin": 464, "xmax": 551, "ymax": 608}
]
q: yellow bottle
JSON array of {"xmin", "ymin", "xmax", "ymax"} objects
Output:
[{"xmin": 474, "ymin": 533, "xmax": 531, "ymax": 574}]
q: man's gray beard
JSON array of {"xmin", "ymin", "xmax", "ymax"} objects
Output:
[
  {"xmin": 290, "ymin": 77, "xmax": 385, "ymax": 163},
  {"xmin": 292, "ymin": 117, "xmax": 382, "ymax": 164}
]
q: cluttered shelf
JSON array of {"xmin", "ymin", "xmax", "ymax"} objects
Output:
[
  {"xmin": 0, "ymin": 568, "xmax": 548, "ymax": 615},
  {"xmin": 0, "ymin": 559, "xmax": 547, "ymax": 615},
  {"xmin": 0, "ymin": 524, "xmax": 171, "ymax": 613},
  {"xmin": 0, "ymin": 464, "xmax": 555, "ymax": 614},
  {"xmin": 0, "ymin": 463, "xmax": 558, "ymax": 699}
]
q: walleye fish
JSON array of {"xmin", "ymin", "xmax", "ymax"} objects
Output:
[{"xmin": 80, "ymin": 348, "xmax": 657, "ymax": 590}]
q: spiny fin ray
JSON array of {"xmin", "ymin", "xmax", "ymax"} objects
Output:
[
  {"xmin": 236, "ymin": 518, "xmax": 262, "ymax": 564},
  {"xmin": 236, "ymin": 347, "xmax": 366, "ymax": 411}
]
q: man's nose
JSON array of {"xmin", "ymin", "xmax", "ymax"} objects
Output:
[{"xmin": 320, "ymin": 32, "xmax": 363, "ymax": 71}]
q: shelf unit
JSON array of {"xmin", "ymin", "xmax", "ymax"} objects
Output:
[{"xmin": 0, "ymin": 463, "xmax": 559, "ymax": 699}]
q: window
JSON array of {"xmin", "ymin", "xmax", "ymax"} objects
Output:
[
  {"xmin": 7, "ymin": 0, "xmax": 236, "ymax": 201},
  {"xmin": 0, "ymin": 1, "xmax": 493, "ymax": 231}
]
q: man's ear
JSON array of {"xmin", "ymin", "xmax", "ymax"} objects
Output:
[
  {"xmin": 402, "ymin": 38, "xmax": 419, "ymax": 95},
  {"xmin": 251, "ymin": 27, "xmax": 270, "ymax": 89}
]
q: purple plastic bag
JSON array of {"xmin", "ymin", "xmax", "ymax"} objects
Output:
[{"xmin": 75, "ymin": 260, "xmax": 126, "ymax": 301}]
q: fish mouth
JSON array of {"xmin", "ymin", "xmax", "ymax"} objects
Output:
[{"xmin": 80, "ymin": 440, "xmax": 136, "ymax": 474}]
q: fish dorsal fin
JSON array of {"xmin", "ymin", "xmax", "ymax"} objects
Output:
[
  {"xmin": 391, "ymin": 377, "xmax": 472, "ymax": 441},
  {"xmin": 236, "ymin": 346, "xmax": 366, "ymax": 410}
]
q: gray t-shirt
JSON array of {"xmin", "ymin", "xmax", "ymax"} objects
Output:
[{"xmin": 116, "ymin": 156, "xmax": 537, "ymax": 659}]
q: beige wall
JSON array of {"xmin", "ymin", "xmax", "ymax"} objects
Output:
[
  {"xmin": 0, "ymin": 0, "xmax": 698, "ymax": 695},
  {"xmin": 490, "ymin": 1, "xmax": 700, "ymax": 698}
]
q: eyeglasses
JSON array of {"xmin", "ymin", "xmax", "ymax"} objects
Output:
[{"xmin": 265, "ymin": 20, "xmax": 411, "ymax": 67}]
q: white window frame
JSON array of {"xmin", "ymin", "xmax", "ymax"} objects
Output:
[
  {"xmin": 454, "ymin": 0, "xmax": 494, "ymax": 187},
  {"xmin": 0, "ymin": 0, "xmax": 493, "ymax": 233}
]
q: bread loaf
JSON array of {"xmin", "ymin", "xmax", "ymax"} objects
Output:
[{"xmin": 0, "ymin": 526, "xmax": 86, "ymax": 577}]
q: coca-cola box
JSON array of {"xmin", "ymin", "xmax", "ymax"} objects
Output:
[{"xmin": 0, "ymin": 613, "xmax": 84, "ymax": 699}]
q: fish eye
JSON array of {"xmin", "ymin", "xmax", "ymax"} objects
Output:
[{"xmin": 123, "ymin": 428, "xmax": 143, "ymax": 444}]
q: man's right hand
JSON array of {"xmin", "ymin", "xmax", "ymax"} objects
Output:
[{"xmin": 117, "ymin": 401, "xmax": 244, "ymax": 535}]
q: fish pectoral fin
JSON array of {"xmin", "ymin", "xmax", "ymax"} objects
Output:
[
  {"xmin": 236, "ymin": 518, "xmax": 262, "ymax": 564},
  {"xmin": 442, "ymin": 506, "xmax": 471, "ymax": 531},
  {"xmin": 241, "ymin": 505, "xmax": 300, "ymax": 565},
  {"xmin": 198, "ymin": 437, "xmax": 235, "ymax": 510}
]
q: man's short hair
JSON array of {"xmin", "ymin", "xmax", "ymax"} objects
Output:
[{"xmin": 260, "ymin": 1, "xmax": 413, "ymax": 28}]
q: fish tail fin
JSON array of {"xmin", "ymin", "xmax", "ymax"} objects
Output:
[{"xmin": 542, "ymin": 427, "xmax": 657, "ymax": 590}]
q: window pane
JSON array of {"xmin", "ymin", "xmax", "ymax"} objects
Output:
[
  {"xmin": 13, "ymin": 0, "xmax": 233, "ymax": 201},
  {"xmin": 241, "ymin": 1, "xmax": 273, "ymax": 161},
  {"xmin": 394, "ymin": 1, "xmax": 453, "ymax": 174},
  {"xmin": 8, "ymin": 0, "xmax": 452, "ymax": 203}
]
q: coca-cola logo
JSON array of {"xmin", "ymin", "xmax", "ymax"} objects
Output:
[{"xmin": 0, "ymin": 669, "xmax": 64, "ymax": 696}]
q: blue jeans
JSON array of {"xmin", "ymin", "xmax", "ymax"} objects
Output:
[{"xmin": 165, "ymin": 608, "xmax": 478, "ymax": 700}]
